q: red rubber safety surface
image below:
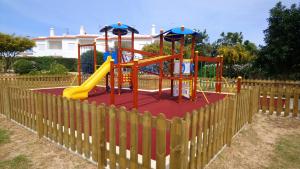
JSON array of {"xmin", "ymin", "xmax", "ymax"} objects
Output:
[{"xmin": 36, "ymin": 87, "xmax": 226, "ymax": 159}]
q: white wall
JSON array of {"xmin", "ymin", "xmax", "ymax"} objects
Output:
[{"xmin": 32, "ymin": 36, "xmax": 154, "ymax": 58}]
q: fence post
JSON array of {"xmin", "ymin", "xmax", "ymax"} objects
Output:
[
  {"xmin": 237, "ymin": 76, "xmax": 242, "ymax": 93},
  {"xmin": 118, "ymin": 107, "xmax": 127, "ymax": 169},
  {"xmin": 129, "ymin": 109, "xmax": 138, "ymax": 169},
  {"xmin": 227, "ymin": 96, "xmax": 235, "ymax": 146},
  {"xmin": 97, "ymin": 104, "xmax": 107, "ymax": 168},
  {"xmin": 248, "ymin": 89, "xmax": 253, "ymax": 123},
  {"xmin": 37, "ymin": 93, "xmax": 44, "ymax": 138},
  {"xmin": 4, "ymin": 86, "xmax": 11, "ymax": 119},
  {"xmin": 156, "ymin": 113, "xmax": 167, "ymax": 169},
  {"xmin": 142, "ymin": 112, "xmax": 152, "ymax": 169},
  {"xmin": 170, "ymin": 117, "xmax": 185, "ymax": 169}
]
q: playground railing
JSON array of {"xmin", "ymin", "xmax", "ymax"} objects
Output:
[{"xmin": 0, "ymin": 76, "xmax": 261, "ymax": 169}]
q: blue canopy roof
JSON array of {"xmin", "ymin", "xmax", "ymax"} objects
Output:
[
  {"xmin": 171, "ymin": 27, "xmax": 195, "ymax": 35},
  {"xmin": 99, "ymin": 23, "xmax": 139, "ymax": 35},
  {"xmin": 154, "ymin": 27, "xmax": 200, "ymax": 41}
]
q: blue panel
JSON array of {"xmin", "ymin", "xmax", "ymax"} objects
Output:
[{"xmin": 104, "ymin": 51, "xmax": 118, "ymax": 64}]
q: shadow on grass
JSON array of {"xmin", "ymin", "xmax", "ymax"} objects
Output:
[
  {"xmin": 0, "ymin": 155, "xmax": 32, "ymax": 169},
  {"xmin": 266, "ymin": 134, "xmax": 300, "ymax": 169}
]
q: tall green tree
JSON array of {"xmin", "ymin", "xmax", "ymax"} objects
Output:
[
  {"xmin": 216, "ymin": 32, "xmax": 243, "ymax": 46},
  {"xmin": 0, "ymin": 33, "xmax": 35, "ymax": 72},
  {"xmin": 214, "ymin": 32, "xmax": 258, "ymax": 77},
  {"xmin": 215, "ymin": 32, "xmax": 257, "ymax": 64},
  {"xmin": 257, "ymin": 2, "xmax": 300, "ymax": 79}
]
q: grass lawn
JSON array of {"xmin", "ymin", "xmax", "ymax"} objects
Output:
[
  {"xmin": 267, "ymin": 134, "xmax": 300, "ymax": 169},
  {"xmin": 0, "ymin": 128, "xmax": 10, "ymax": 144},
  {"xmin": 0, "ymin": 155, "xmax": 32, "ymax": 169}
]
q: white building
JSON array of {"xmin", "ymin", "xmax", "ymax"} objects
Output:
[{"xmin": 31, "ymin": 25, "xmax": 158, "ymax": 58}]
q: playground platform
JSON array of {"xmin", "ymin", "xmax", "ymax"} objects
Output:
[{"xmin": 37, "ymin": 86, "xmax": 227, "ymax": 119}]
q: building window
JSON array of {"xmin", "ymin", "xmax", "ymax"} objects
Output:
[
  {"xmin": 49, "ymin": 41, "xmax": 62, "ymax": 49},
  {"xmin": 68, "ymin": 43, "xmax": 76, "ymax": 50},
  {"xmin": 79, "ymin": 39, "xmax": 94, "ymax": 45},
  {"xmin": 37, "ymin": 44, "xmax": 46, "ymax": 50}
]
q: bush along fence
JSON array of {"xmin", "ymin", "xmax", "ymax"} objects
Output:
[
  {"xmin": 0, "ymin": 83, "xmax": 260, "ymax": 169},
  {"xmin": 241, "ymin": 79, "xmax": 300, "ymax": 117}
]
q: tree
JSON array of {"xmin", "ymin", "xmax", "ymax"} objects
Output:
[
  {"xmin": 12, "ymin": 59, "xmax": 37, "ymax": 74},
  {"xmin": 214, "ymin": 32, "xmax": 258, "ymax": 78},
  {"xmin": 80, "ymin": 50, "xmax": 104, "ymax": 74},
  {"xmin": 186, "ymin": 29, "xmax": 216, "ymax": 56},
  {"xmin": 256, "ymin": 2, "xmax": 300, "ymax": 79},
  {"xmin": 0, "ymin": 33, "xmax": 35, "ymax": 72},
  {"xmin": 142, "ymin": 41, "xmax": 179, "ymax": 56},
  {"xmin": 216, "ymin": 32, "xmax": 243, "ymax": 46}
]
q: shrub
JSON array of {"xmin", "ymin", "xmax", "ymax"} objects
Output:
[
  {"xmin": 0, "ymin": 59, "xmax": 4, "ymax": 72},
  {"xmin": 81, "ymin": 50, "xmax": 104, "ymax": 74},
  {"xmin": 12, "ymin": 59, "xmax": 37, "ymax": 74},
  {"xmin": 48, "ymin": 63, "xmax": 68, "ymax": 75},
  {"xmin": 14, "ymin": 56, "xmax": 77, "ymax": 72}
]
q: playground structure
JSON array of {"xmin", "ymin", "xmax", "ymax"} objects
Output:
[{"xmin": 63, "ymin": 22, "xmax": 224, "ymax": 109}]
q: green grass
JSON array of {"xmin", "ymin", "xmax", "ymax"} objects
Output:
[
  {"xmin": 267, "ymin": 134, "xmax": 300, "ymax": 169},
  {"xmin": 0, "ymin": 155, "xmax": 32, "ymax": 169},
  {"xmin": 0, "ymin": 128, "xmax": 10, "ymax": 144}
]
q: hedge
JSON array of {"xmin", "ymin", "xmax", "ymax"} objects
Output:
[{"xmin": 14, "ymin": 56, "xmax": 77, "ymax": 72}]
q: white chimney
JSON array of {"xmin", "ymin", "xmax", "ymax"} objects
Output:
[
  {"xmin": 80, "ymin": 25, "xmax": 86, "ymax": 35},
  {"xmin": 50, "ymin": 27, "xmax": 55, "ymax": 36},
  {"xmin": 151, "ymin": 24, "xmax": 156, "ymax": 36}
]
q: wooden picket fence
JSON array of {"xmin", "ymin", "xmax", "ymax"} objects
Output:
[
  {"xmin": 0, "ymin": 74, "xmax": 76, "ymax": 89},
  {"xmin": 198, "ymin": 78, "xmax": 236, "ymax": 93},
  {"xmin": 0, "ymin": 75, "xmax": 260, "ymax": 169},
  {"xmin": 241, "ymin": 79, "xmax": 300, "ymax": 88},
  {"xmin": 241, "ymin": 79, "xmax": 300, "ymax": 117},
  {"xmin": 0, "ymin": 74, "xmax": 237, "ymax": 92}
]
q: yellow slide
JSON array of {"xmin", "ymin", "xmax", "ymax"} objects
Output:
[{"xmin": 63, "ymin": 56, "xmax": 112, "ymax": 99}]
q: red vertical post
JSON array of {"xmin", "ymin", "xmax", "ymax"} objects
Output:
[
  {"xmin": 131, "ymin": 31, "xmax": 135, "ymax": 61},
  {"xmin": 216, "ymin": 56, "xmax": 220, "ymax": 93},
  {"xmin": 117, "ymin": 29, "xmax": 122, "ymax": 95},
  {"xmin": 159, "ymin": 29, "xmax": 164, "ymax": 96},
  {"xmin": 193, "ymin": 51, "xmax": 199, "ymax": 101},
  {"xmin": 105, "ymin": 30, "xmax": 108, "ymax": 52},
  {"xmin": 191, "ymin": 36, "xmax": 195, "ymax": 60},
  {"xmin": 159, "ymin": 29, "xmax": 164, "ymax": 55},
  {"xmin": 77, "ymin": 44, "xmax": 81, "ymax": 85},
  {"xmin": 105, "ymin": 30, "xmax": 109, "ymax": 91},
  {"xmin": 133, "ymin": 59, "xmax": 139, "ymax": 108},
  {"xmin": 237, "ymin": 76, "xmax": 242, "ymax": 93},
  {"xmin": 191, "ymin": 36, "xmax": 196, "ymax": 100},
  {"xmin": 171, "ymin": 40, "xmax": 175, "ymax": 96},
  {"xmin": 110, "ymin": 59, "xmax": 115, "ymax": 105},
  {"xmin": 178, "ymin": 26, "xmax": 185, "ymax": 103},
  {"xmin": 93, "ymin": 42, "xmax": 97, "ymax": 72},
  {"xmin": 130, "ymin": 31, "xmax": 135, "ymax": 89},
  {"xmin": 219, "ymin": 55, "xmax": 223, "ymax": 93}
]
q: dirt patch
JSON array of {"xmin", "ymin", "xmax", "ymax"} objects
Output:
[
  {"xmin": 208, "ymin": 113, "xmax": 300, "ymax": 169},
  {"xmin": 0, "ymin": 115, "xmax": 96, "ymax": 169}
]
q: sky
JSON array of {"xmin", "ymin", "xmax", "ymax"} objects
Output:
[{"xmin": 0, "ymin": 0, "xmax": 298, "ymax": 46}]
